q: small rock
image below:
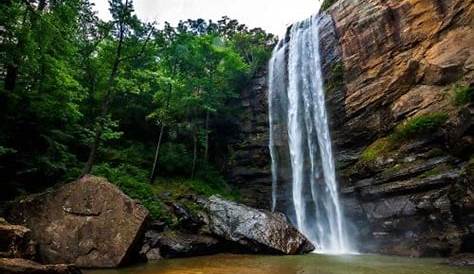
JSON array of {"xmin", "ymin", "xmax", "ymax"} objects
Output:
[
  {"xmin": 157, "ymin": 231, "xmax": 222, "ymax": 258},
  {"xmin": 144, "ymin": 248, "xmax": 162, "ymax": 261},
  {"xmin": 149, "ymin": 220, "xmax": 166, "ymax": 232},
  {"xmin": 448, "ymin": 253, "xmax": 474, "ymax": 267},
  {"xmin": 0, "ymin": 220, "xmax": 36, "ymax": 259},
  {"xmin": 0, "ymin": 258, "xmax": 81, "ymax": 274}
]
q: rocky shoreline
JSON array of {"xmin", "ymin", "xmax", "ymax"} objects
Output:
[
  {"xmin": 1, "ymin": 175, "xmax": 473, "ymax": 272},
  {"xmin": 0, "ymin": 176, "xmax": 314, "ymax": 272}
]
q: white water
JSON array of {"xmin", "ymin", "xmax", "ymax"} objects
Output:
[{"xmin": 268, "ymin": 15, "xmax": 351, "ymax": 254}]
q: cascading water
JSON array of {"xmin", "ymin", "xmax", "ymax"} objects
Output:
[{"xmin": 268, "ymin": 15, "xmax": 352, "ymax": 254}]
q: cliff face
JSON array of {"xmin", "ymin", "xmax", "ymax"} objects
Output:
[
  {"xmin": 226, "ymin": 71, "xmax": 272, "ymax": 209},
  {"xmin": 228, "ymin": 0, "xmax": 474, "ymax": 257},
  {"xmin": 326, "ymin": 0, "xmax": 474, "ymax": 256}
]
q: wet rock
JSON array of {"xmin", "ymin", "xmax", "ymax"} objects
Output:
[
  {"xmin": 225, "ymin": 70, "xmax": 273, "ymax": 209},
  {"xmin": 166, "ymin": 199, "xmax": 204, "ymax": 232},
  {"xmin": 139, "ymin": 230, "xmax": 162, "ymax": 261},
  {"xmin": 155, "ymin": 231, "xmax": 222, "ymax": 258},
  {"xmin": 448, "ymin": 253, "xmax": 474, "ymax": 267},
  {"xmin": 6, "ymin": 175, "xmax": 149, "ymax": 268},
  {"xmin": 201, "ymin": 196, "xmax": 314, "ymax": 254},
  {"xmin": 149, "ymin": 220, "xmax": 166, "ymax": 232},
  {"xmin": 0, "ymin": 258, "xmax": 81, "ymax": 274},
  {"xmin": 0, "ymin": 220, "xmax": 36, "ymax": 259},
  {"xmin": 141, "ymin": 230, "xmax": 223, "ymax": 260}
]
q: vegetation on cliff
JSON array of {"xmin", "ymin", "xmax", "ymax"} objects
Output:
[
  {"xmin": 325, "ymin": 61, "xmax": 344, "ymax": 95},
  {"xmin": 452, "ymin": 84, "xmax": 474, "ymax": 106},
  {"xmin": 0, "ymin": 0, "xmax": 275, "ymax": 210},
  {"xmin": 321, "ymin": 0, "xmax": 337, "ymax": 11},
  {"xmin": 391, "ymin": 112, "xmax": 449, "ymax": 141},
  {"xmin": 360, "ymin": 112, "xmax": 449, "ymax": 162}
]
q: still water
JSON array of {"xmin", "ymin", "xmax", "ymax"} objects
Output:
[{"xmin": 85, "ymin": 254, "xmax": 473, "ymax": 274}]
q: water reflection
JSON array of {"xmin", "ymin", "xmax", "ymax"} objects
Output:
[{"xmin": 85, "ymin": 254, "xmax": 472, "ymax": 274}]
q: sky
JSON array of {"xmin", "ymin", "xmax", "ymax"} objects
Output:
[{"xmin": 91, "ymin": 0, "xmax": 322, "ymax": 36}]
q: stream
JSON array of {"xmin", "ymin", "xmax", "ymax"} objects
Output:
[{"xmin": 85, "ymin": 254, "xmax": 472, "ymax": 274}]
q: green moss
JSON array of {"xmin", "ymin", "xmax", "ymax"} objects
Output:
[
  {"xmin": 359, "ymin": 113, "xmax": 448, "ymax": 163},
  {"xmin": 452, "ymin": 84, "xmax": 474, "ymax": 106},
  {"xmin": 325, "ymin": 61, "xmax": 344, "ymax": 95},
  {"xmin": 361, "ymin": 137, "xmax": 394, "ymax": 162},
  {"xmin": 381, "ymin": 163, "xmax": 404, "ymax": 177},
  {"xmin": 391, "ymin": 112, "xmax": 448, "ymax": 141},
  {"xmin": 424, "ymin": 148, "xmax": 446, "ymax": 158},
  {"xmin": 417, "ymin": 164, "xmax": 451, "ymax": 179},
  {"xmin": 321, "ymin": 0, "xmax": 338, "ymax": 11}
]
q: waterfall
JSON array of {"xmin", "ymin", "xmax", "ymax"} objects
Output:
[{"xmin": 268, "ymin": 15, "xmax": 351, "ymax": 254}]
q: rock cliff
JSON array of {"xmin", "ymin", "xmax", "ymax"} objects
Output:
[
  {"xmin": 228, "ymin": 0, "xmax": 474, "ymax": 257},
  {"xmin": 226, "ymin": 70, "xmax": 272, "ymax": 209}
]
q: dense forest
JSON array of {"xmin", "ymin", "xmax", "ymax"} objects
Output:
[{"xmin": 0, "ymin": 0, "xmax": 275, "ymax": 215}]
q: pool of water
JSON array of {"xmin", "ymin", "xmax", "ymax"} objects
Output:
[{"xmin": 85, "ymin": 253, "xmax": 473, "ymax": 274}]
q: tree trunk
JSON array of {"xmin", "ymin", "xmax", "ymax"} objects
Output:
[
  {"xmin": 191, "ymin": 130, "xmax": 198, "ymax": 179},
  {"xmin": 80, "ymin": 1, "xmax": 127, "ymax": 177},
  {"xmin": 204, "ymin": 111, "xmax": 210, "ymax": 161},
  {"xmin": 150, "ymin": 123, "xmax": 165, "ymax": 183},
  {"xmin": 81, "ymin": 127, "xmax": 102, "ymax": 176},
  {"xmin": 149, "ymin": 76, "xmax": 173, "ymax": 182},
  {"xmin": 4, "ymin": 7, "xmax": 29, "ymax": 93},
  {"xmin": 80, "ymin": 92, "xmax": 114, "ymax": 177},
  {"xmin": 4, "ymin": 64, "xmax": 18, "ymax": 92}
]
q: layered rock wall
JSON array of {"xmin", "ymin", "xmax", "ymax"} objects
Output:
[
  {"xmin": 226, "ymin": 71, "xmax": 272, "ymax": 209},
  {"xmin": 227, "ymin": 0, "xmax": 474, "ymax": 257},
  {"xmin": 326, "ymin": 0, "xmax": 473, "ymax": 256}
]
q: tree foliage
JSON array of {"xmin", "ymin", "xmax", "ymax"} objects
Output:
[{"xmin": 0, "ymin": 0, "xmax": 275, "ymax": 201}]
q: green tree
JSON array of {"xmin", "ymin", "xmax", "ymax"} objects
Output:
[{"xmin": 80, "ymin": 0, "xmax": 154, "ymax": 176}]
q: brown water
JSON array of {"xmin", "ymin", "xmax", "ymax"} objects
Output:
[{"xmin": 85, "ymin": 254, "xmax": 473, "ymax": 274}]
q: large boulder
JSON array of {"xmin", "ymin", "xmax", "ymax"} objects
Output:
[
  {"xmin": 200, "ymin": 196, "xmax": 314, "ymax": 255},
  {"xmin": 6, "ymin": 175, "xmax": 149, "ymax": 268},
  {"xmin": 0, "ymin": 258, "xmax": 81, "ymax": 274}
]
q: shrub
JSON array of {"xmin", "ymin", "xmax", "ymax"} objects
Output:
[
  {"xmin": 158, "ymin": 143, "xmax": 193, "ymax": 176},
  {"xmin": 452, "ymin": 84, "xmax": 474, "ymax": 106},
  {"xmin": 153, "ymin": 176, "xmax": 239, "ymax": 201},
  {"xmin": 101, "ymin": 142, "xmax": 154, "ymax": 169},
  {"xmin": 91, "ymin": 160, "xmax": 239, "ymax": 220},
  {"xmin": 360, "ymin": 113, "xmax": 448, "ymax": 163},
  {"xmin": 321, "ymin": 0, "xmax": 338, "ymax": 11},
  {"xmin": 392, "ymin": 112, "xmax": 448, "ymax": 141},
  {"xmin": 92, "ymin": 163, "xmax": 165, "ymax": 219},
  {"xmin": 361, "ymin": 137, "xmax": 393, "ymax": 162},
  {"xmin": 0, "ymin": 146, "xmax": 16, "ymax": 157}
]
